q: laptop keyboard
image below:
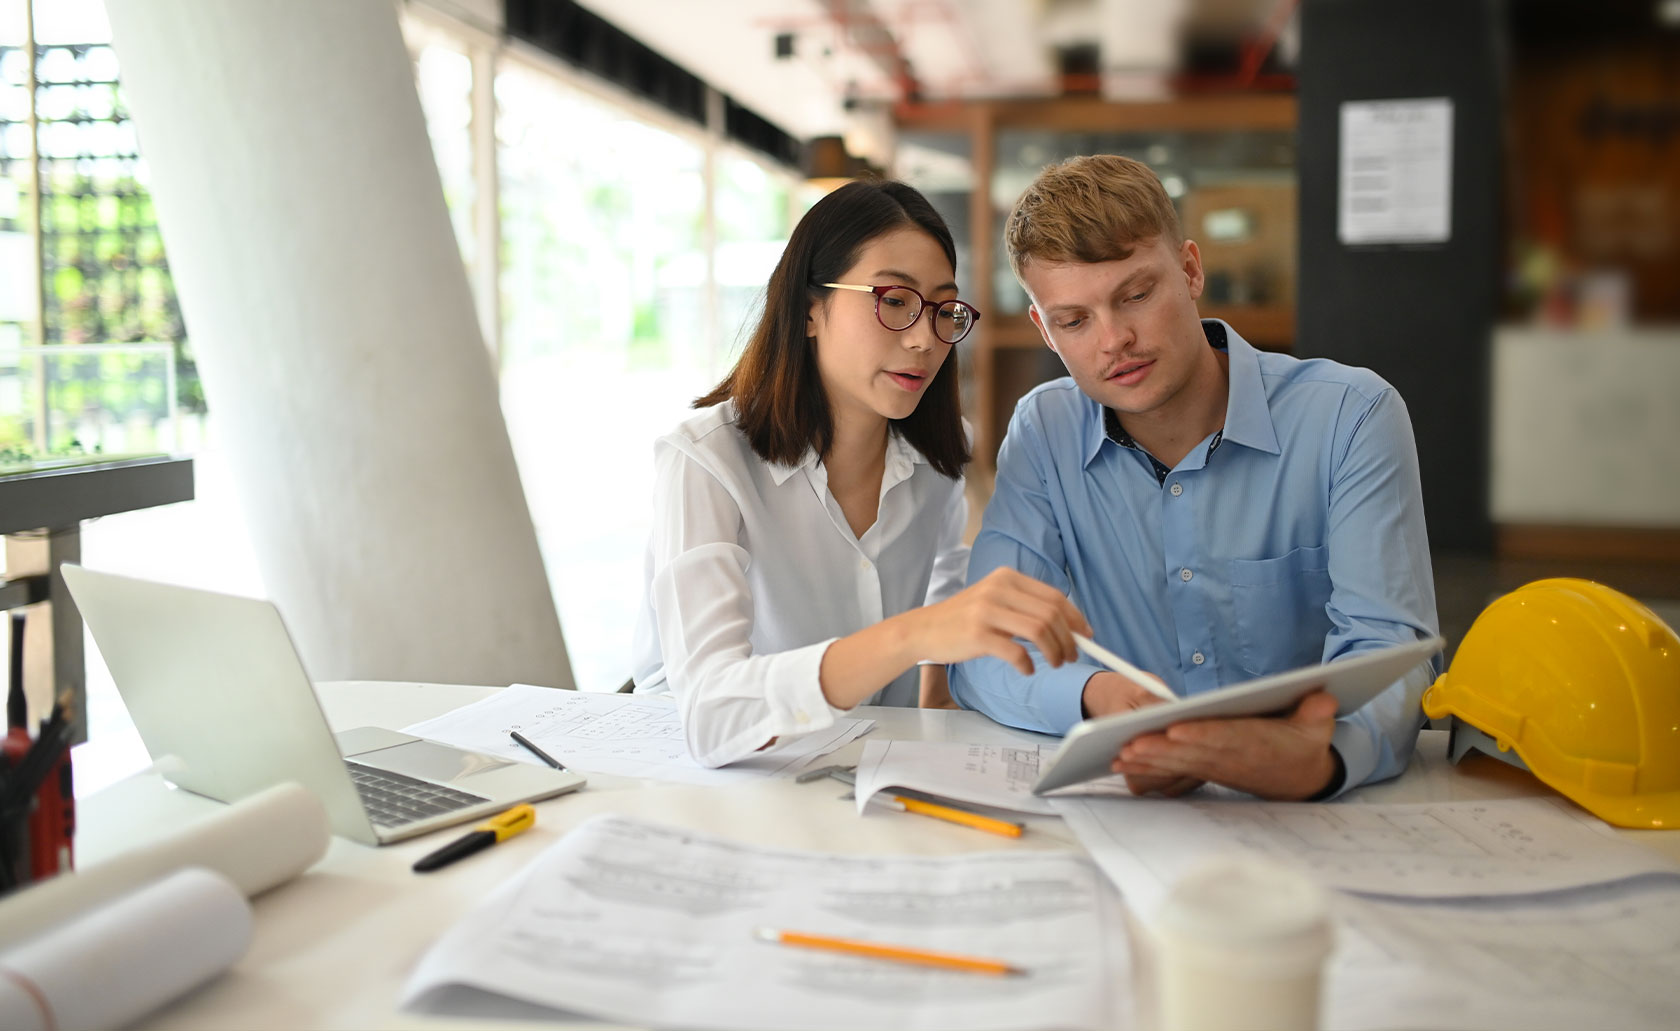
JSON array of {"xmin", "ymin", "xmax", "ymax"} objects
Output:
[{"xmin": 346, "ymin": 761, "xmax": 490, "ymax": 828}]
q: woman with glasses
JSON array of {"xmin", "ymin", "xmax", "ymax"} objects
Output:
[{"xmin": 631, "ymin": 179, "xmax": 1091, "ymax": 767}]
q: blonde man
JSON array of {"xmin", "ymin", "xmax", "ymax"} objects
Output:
[{"xmin": 950, "ymin": 156, "xmax": 1439, "ymax": 799}]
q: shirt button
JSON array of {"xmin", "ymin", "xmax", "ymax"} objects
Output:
[
  {"xmin": 795, "ymin": 710, "xmax": 811, "ymax": 725},
  {"xmin": 1169, "ymin": 482, "xmax": 1183, "ymax": 497},
  {"xmin": 1180, "ymin": 568, "xmax": 1193, "ymax": 582},
  {"xmin": 858, "ymin": 558, "xmax": 871, "ymax": 571},
  {"xmin": 1192, "ymin": 652, "xmax": 1205, "ymax": 666}
]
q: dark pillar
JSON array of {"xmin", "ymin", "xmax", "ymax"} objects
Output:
[{"xmin": 1297, "ymin": 0, "xmax": 1502, "ymax": 552}]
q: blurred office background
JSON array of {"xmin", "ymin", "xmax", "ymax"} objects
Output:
[{"xmin": 1, "ymin": 0, "xmax": 1676, "ymax": 792}]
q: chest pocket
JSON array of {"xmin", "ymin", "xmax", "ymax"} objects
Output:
[{"xmin": 1228, "ymin": 545, "xmax": 1332, "ymax": 676}]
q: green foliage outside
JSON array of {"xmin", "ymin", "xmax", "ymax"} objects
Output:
[
  {"xmin": 0, "ymin": 41, "xmax": 203, "ymax": 451},
  {"xmin": 39, "ymin": 171, "xmax": 199, "ymax": 418}
]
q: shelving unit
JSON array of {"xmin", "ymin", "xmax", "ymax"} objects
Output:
[
  {"xmin": 1, "ymin": 456, "xmax": 194, "ymax": 742},
  {"xmin": 895, "ymin": 94, "xmax": 1299, "ymax": 465}
]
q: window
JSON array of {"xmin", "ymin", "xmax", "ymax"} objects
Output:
[
  {"xmin": 405, "ymin": 21, "xmax": 477, "ymax": 291},
  {"xmin": 1, "ymin": 0, "xmax": 198, "ymax": 461},
  {"xmin": 713, "ymin": 148, "xmax": 791, "ymax": 363},
  {"xmin": 0, "ymin": 7, "xmax": 32, "ymax": 359},
  {"xmin": 492, "ymin": 57, "xmax": 799, "ymax": 694}
]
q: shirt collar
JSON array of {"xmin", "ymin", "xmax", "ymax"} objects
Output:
[
  {"xmin": 766, "ymin": 447, "xmax": 820, "ymax": 486},
  {"xmin": 1083, "ymin": 318, "xmax": 1278, "ymax": 467},
  {"xmin": 1080, "ymin": 395, "xmax": 1109, "ymax": 468},
  {"xmin": 886, "ymin": 427, "xmax": 925, "ymax": 470},
  {"xmin": 765, "ymin": 429, "xmax": 924, "ymax": 486},
  {"xmin": 1214, "ymin": 319, "xmax": 1281, "ymax": 456}
]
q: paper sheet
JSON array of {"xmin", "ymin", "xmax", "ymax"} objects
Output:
[
  {"xmin": 854, "ymin": 741, "xmax": 1057, "ymax": 815},
  {"xmin": 1322, "ymin": 880, "xmax": 1680, "ymax": 1030},
  {"xmin": 403, "ymin": 814, "xmax": 1130, "ymax": 1031},
  {"xmin": 1052, "ymin": 795, "xmax": 1680, "ymax": 906},
  {"xmin": 403, "ymin": 685, "xmax": 873, "ymax": 785},
  {"xmin": 1057, "ymin": 794, "xmax": 1680, "ymax": 1029},
  {"xmin": 852, "ymin": 741, "xmax": 1131, "ymax": 816}
]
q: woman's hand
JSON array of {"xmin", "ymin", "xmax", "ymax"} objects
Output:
[
  {"xmin": 818, "ymin": 569, "xmax": 1090, "ymax": 711},
  {"xmin": 906, "ymin": 568, "xmax": 1091, "ymax": 674}
]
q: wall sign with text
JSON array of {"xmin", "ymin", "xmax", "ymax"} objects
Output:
[{"xmin": 1338, "ymin": 98, "xmax": 1454, "ymax": 245}]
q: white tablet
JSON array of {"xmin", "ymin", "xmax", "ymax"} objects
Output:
[{"xmin": 1031, "ymin": 636, "xmax": 1445, "ymax": 794}]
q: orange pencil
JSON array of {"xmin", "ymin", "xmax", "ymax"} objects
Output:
[
  {"xmin": 872, "ymin": 794, "xmax": 1024, "ymax": 839},
  {"xmin": 755, "ymin": 927, "xmax": 1027, "ymax": 976}
]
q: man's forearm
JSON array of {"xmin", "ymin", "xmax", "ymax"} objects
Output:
[{"xmin": 951, "ymin": 653, "xmax": 1092, "ymax": 734}]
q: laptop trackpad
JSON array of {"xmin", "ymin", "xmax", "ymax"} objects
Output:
[{"xmin": 353, "ymin": 738, "xmax": 514, "ymax": 783}]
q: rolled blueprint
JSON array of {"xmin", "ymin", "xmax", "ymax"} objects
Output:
[
  {"xmin": 0, "ymin": 867, "xmax": 252, "ymax": 1031},
  {"xmin": 0, "ymin": 781, "xmax": 327, "ymax": 950}
]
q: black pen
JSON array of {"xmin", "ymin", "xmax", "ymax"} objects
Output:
[
  {"xmin": 509, "ymin": 730, "xmax": 566, "ymax": 770},
  {"xmin": 412, "ymin": 804, "xmax": 535, "ymax": 873}
]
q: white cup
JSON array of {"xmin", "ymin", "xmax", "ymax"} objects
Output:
[{"xmin": 1133, "ymin": 856, "xmax": 1333, "ymax": 1031}]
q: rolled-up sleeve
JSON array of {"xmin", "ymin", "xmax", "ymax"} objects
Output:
[
  {"xmin": 1321, "ymin": 388, "xmax": 1442, "ymax": 793},
  {"xmin": 646, "ymin": 442, "xmax": 843, "ymax": 767},
  {"xmin": 950, "ymin": 406, "xmax": 1098, "ymax": 733}
]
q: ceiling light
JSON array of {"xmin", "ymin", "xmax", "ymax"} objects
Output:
[{"xmin": 801, "ymin": 135, "xmax": 879, "ymax": 189}]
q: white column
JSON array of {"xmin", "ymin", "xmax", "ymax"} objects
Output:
[{"xmin": 102, "ymin": 0, "xmax": 573, "ymax": 688}]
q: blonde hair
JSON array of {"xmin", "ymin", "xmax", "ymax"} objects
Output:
[{"xmin": 1004, "ymin": 155, "xmax": 1183, "ymax": 280}]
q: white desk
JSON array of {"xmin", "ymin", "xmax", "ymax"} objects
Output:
[{"xmin": 73, "ymin": 681, "xmax": 1680, "ymax": 1030}]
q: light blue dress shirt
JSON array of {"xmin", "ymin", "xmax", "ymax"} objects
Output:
[{"xmin": 950, "ymin": 320, "xmax": 1440, "ymax": 794}]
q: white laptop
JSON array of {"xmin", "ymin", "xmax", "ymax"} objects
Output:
[{"xmin": 62, "ymin": 564, "xmax": 585, "ymax": 845}]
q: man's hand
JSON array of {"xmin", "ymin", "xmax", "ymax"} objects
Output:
[
  {"xmin": 1081, "ymin": 669, "xmax": 1172, "ymax": 719},
  {"xmin": 1081, "ymin": 671, "xmax": 1207, "ymax": 797},
  {"xmin": 1112, "ymin": 690, "xmax": 1340, "ymax": 801},
  {"xmin": 918, "ymin": 665, "xmax": 960, "ymax": 709}
]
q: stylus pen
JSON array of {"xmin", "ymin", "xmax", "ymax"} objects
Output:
[
  {"xmin": 755, "ymin": 927, "xmax": 1026, "ymax": 977},
  {"xmin": 1072, "ymin": 633, "xmax": 1177, "ymax": 703},
  {"xmin": 508, "ymin": 729, "xmax": 566, "ymax": 770},
  {"xmin": 412, "ymin": 804, "xmax": 535, "ymax": 873}
]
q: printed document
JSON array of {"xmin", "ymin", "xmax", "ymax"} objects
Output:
[
  {"xmin": 852, "ymin": 741, "xmax": 1131, "ymax": 817},
  {"xmin": 404, "ymin": 685, "xmax": 872, "ymax": 786},
  {"xmin": 1324, "ymin": 880, "xmax": 1680, "ymax": 1030},
  {"xmin": 854, "ymin": 741, "xmax": 1056, "ymax": 815},
  {"xmin": 1056, "ymin": 795, "xmax": 1680, "ymax": 1029},
  {"xmin": 403, "ymin": 814, "xmax": 1129, "ymax": 1031},
  {"xmin": 1053, "ymin": 795, "xmax": 1680, "ymax": 906}
]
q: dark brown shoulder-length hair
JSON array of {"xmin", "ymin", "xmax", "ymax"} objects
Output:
[{"xmin": 694, "ymin": 179, "xmax": 971, "ymax": 479}]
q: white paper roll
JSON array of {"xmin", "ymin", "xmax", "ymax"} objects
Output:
[
  {"xmin": 0, "ymin": 867, "xmax": 252, "ymax": 1031},
  {"xmin": 0, "ymin": 782, "xmax": 327, "ymax": 951}
]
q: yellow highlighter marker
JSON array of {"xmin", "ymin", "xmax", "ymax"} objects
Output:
[
  {"xmin": 755, "ymin": 926, "xmax": 1026, "ymax": 976},
  {"xmin": 872, "ymin": 794, "xmax": 1024, "ymax": 838},
  {"xmin": 412, "ymin": 804, "xmax": 535, "ymax": 873}
]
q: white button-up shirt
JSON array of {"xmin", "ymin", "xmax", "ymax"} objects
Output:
[{"xmin": 632, "ymin": 402, "xmax": 969, "ymax": 767}]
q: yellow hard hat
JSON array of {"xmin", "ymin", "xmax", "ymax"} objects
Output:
[{"xmin": 1422, "ymin": 578, "xmax": 1679, "ymax": 829}]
